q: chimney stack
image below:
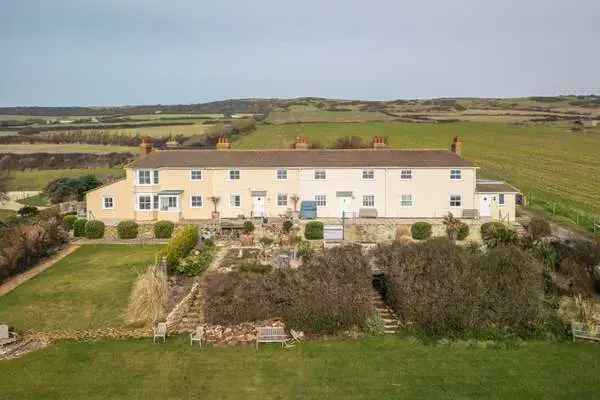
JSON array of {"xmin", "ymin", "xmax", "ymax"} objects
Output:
[
  {"xmin": 450, "ymin": 136, "xmax": 463, "ymax": 156},
  {"xmin": 140, "ymin": 137, "xmax": 153, "ymax": 158},
  {"xmin": 372, "ymin": 136, "xmax": 387, "ymax": 149},
  {"xmin": 293, "ymin": 136, "xmax": 310, "ymax": 150},
  {"xmin": 216, "ymin": 136, "xmax": 231, "ymax": 151}
]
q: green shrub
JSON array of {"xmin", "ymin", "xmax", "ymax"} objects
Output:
[
  {"xmin": 480, "ymin": 222, "xmax": 517, "ymax": 248},
  {"xmin": 117, "ymin": 220, "xmax": 138, "ymax": 239},
  {"xmin": 242, "ymin": 221, "xmax": 255, "ymax": 234},
  {"xmin": 411, "ymin": 222, "xmax": 432, "ymax": 240},
  {"xmin": 165, "ymin": 225, "xmax": 199, "ymax": 268},
  {"xmin": 480, "ymin": 222, "xmax": 505, "ymax": 241},
  {"xmin": 297, "ymin": 240, "xmax": 313, "ymax": 261},
  {"xmin": 456, "ymin": 222, "xmax": 470, "ymax": 241},
  {"xmin": 154, "ymin": 220, "xmax": 175, "ymax": 239},
  {"xmin": 239, "ymin": 262, "xmax": 272, "ymax": 274},
  {"xmin": 175, "ymin": 244, "xmax": 215, "ymax": 276},
  {"xmin": 73, "ymin": 218, "xmax": 87, "ymax": 237},
  {"xmin": 304, "ymin": 221, "xmax": 324, "ymax": 240},
  {"xmin": 84, "ymin": 220, "xmax": 105, "ymax": 239},
  {"xmin": 528, "ymin": 216, "xmax": 552, "ymax": 241},
  {"xmin": 63, "ymin": 214, "xmax": 77, "ymax": 231},
  {"xmin": 17, "ymin": 206, "xmax": 38, "ymax": 217}
]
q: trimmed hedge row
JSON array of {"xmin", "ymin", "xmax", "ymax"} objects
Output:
[
  {"xmin": 73, "ymin": 218, "xmax": 87, "ymax": 237},
  {"xmin": 154, "ymin": 220, "xmax": 175, "ymax": 239},
  {"xmin": 117, "ymin": 220, "xmax": 139, "ymax": 239},
  {"xmin": 84, "ymin": 220, "xmax": 105, "ymax": 239}
]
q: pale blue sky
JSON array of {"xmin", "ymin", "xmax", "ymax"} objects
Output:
[{"xmin": 2, "ymin": 0, "xmax": 599, "ymax": 106}]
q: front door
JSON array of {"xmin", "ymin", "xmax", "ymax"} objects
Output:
[
  {"xmin": 253, "ymin": 196, "xmax": 265, "ymax": 217},
  {"xmin": 479, "ymin": 195, "xmax": 492, "ymax": 217},
  {"xmin": 338, "ymin": 196, "xmax": 352, "ymax": 218}
]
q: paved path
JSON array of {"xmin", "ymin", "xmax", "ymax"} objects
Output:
[{"xmin": 0, "ymin": 243, "xmax": 80, "ymax": 296}]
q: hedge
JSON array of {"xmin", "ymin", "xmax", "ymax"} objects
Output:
[
  {"xmin": 73, "ymin": 218, "xmax": 87, "ymax": 237},
  {"xmin": 84, "ymin": 220, "xmax": 105, "ymax": 239},
  {"xmin": 164, "ymin": 225, "xmax": 199, "ymax": 268},
  {"xmin": 154, "ymin": 220, "xmax": 175, "ymax": 239},
  {"xmin": 304, "ymin": 221, "xmax": 324, "ymax": 240},
  {"xmin": 63, "ymin": 215, "xmax": 77, "ymax": 231},
  {"xmin": 117, "ymin": 220, "xmax": 139, "ymax": 239},
  {"xmin": 411, "ymin": 222, "xmax": 432, "ymax": 240}
]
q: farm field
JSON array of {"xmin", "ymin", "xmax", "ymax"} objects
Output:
[
  {"xmin": 267, "ymin": 109, "xmax": 395, "ymax": 123},
  {"xmin": 0, "ymin": 143, "xmax": 134, "ymax": 154},
  {"xmin": 100, "ymin": 123, "xmax": 212, "ymax": 138},
  {"xmin": 1, "ymin": 335, "xmax": 599, "ymax": 399},
  {"xmin": 6, "ymin": 167, "xmax": 125, "ymax": 191},
  {"xmin": 235, "ymin": 121, "xmax": 600, "ymax": 218},
  {"xmin": 0, "ymin": 245, "xmax": 160, "ymax": 331}
]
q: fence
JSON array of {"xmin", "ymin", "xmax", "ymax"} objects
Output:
[{"xmin": 524, "ymin": 192, "xmax": 600, "ymax": 234}]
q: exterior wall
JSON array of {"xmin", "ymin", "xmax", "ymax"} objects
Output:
[
  {"xmin": 476, "ymin": 192, "xmax": 517, "ymax": 222},
  {"xmin": 86, "ymin": 164, "xmax": 500, "ymax": 223}
]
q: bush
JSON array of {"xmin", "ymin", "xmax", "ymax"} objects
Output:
[
  {"xmin": 63, "ymin": 214, "xmax": 77, "ymax": 231},
  {"xmin": 480, "ymin": 222, "xmax": 505, "ymax": 241},
  {"xmin": 117, "ymin": 220, "xmax": 138, "ymax": 239},
  {"xmin": 154, "ymin": 220, "xmax": 174, "ymax": 239},
  {"xmin": 304, "ymin": 221, "xmax": 324, "ymax": 240},
  {"xmin": 296, "ymin": 240, "xmax": 313, "ymax": 262},
  {"xmin": 456, "ymin": 223, "xmax": 469, "ymax": 241},
  {"xmin": 175, "ymin": 245, "xmax": 215, "ymax": 276},
  {"xmin": 411, "ymin": 222, "xmax": 432, "ymax": 240},
  {"xmin": 480, "ymin": 222, "xmax": 517, "ymax": 248},
  {"xmin": 126, "ymin": 265, "xmax": 168, "ymax": 326},
  {"xmin": 73, "ymin": 218, "xmax": 87, "ymax": 237},
  {"xmin": 239, "ymin": 262, "xmax": 272, "ymax": 274},
  {"xmin": 84, "ymin": 220, "xmax": 105, "ymax": 239},
  {"xmin": 282, "ymin": 220, "xmax": 293, "ymax": 234},
  {"xmin": 45, "ymin": 175, "xmax": 102, "ymax": 203},
  {"xmin": 17, "ymin": 206, "xmax": 38, "ymax": 218},
  {"xmin": 242, "ymin": 221, "xmax": 255, "ymax": 234},
  {"xmin": 528, "ymin": 217, "xmax": 552, "ymax": 241},
  {"xmin": 165, "ymin": 225, "xmax": 199, "ymax": 268},
  {"xmin": 375, "ymin": 239, "xmax": 550, "ymax": 338}
]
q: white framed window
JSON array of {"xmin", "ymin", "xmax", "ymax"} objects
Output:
[
  {"xmin": 137, "ymin": 170, "xmax": 151, "ymax": 185},
  {"xmin": 229, "ymin": 170, "xmax": 240, "ymax": 180},
  {"xmin": 277, "ymin": 193, "xmax": 288, "ymax": 207},
  {"xmin": 102, "ymin": 196, "xmax": 114, "ymax": 209},
  {"xmin": 450, "ymin": 194, "xmax": 462, "ymax": 207},
  {"xmin": 191, "ymin": 195, "xmax": 203, "ymax": 208},
  {"xmin": 230, "ymin": 194, "xmax": 241, "ymax": 207},
  {"xmin": 400, "ymin": 169, "xmax": 412, "ymax": 180},
  {"xmin": 315, "ymin": 194, "xmax": 327, "ymax": 207},
  {"xmin": 362, "ymin": 169, "xmax": 374, "ymax": 180},
  {"xmin": 153, "ymin": 170, "xmax": 159, "ymax": 184},
  {"xmin": 363, "ymin": 195, "xmax": 375, "ymax": 207},
  {"xmin": 191, "ymin": 170, "xmax": 202, "ymax": 181},
  {"xmin": 400, "ymin": 194, "xmax": 413, "ymax": 207},
  {"xmin": 158, "ymin": 196, "xmax": 179, "ymax": 211},
  {"xmin": 137, "ymin": 194, "xmax": 152, "ymax": 210},
  {"xmin": 499, "ymin": 193, "xmax": 505, "ymax": 206},
  {"xmin": 314, "ymin": 170, "xmax": 326, "ymax": 180},
  {"xmin": 153, "ymin": 195, "xmax": 159, "ymax": 210},
  {"xmin": 276, "ymin": 169, "xmax": 287, "ymax": 180},
  {"xmin": 450, "ymin": 169, "xmax": 462, "ymax": 180}
]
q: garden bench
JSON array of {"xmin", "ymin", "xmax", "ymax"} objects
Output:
[
  {"xmin": 571, "ymin": 321, "xmax": 600, "ymax": 342},
  {"xmin": 190, "ymin": 326, "xmax": 204, "ymax": 347},
  {"xmin": 153, "ymin": 322, "xmax": 167, "ymax": 343},
  {"xmin": 256, "ymin": 326, "xmax": 289, "ymax": 350},
  {"xmin": 461, "ymin": 209, "xmax": 479, "ymax": 220},
  {"xmin": 0, "ymin": 324, "xmax": 17, "ymax": 347}
]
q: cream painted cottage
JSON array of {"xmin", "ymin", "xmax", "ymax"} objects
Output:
[{"xmin": 85, "ymin": 136, "xmax": 518, "ymax": 224}]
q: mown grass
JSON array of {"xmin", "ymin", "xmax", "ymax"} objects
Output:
[
  {"xmin": 0, "ymin": 209, "xmax": 16, "ymax": 222},
  {"xmin": 235, "ymin": 121, "xmax": 600, "ymax": 218},
  {"xmin": 5, "ymin": 167, "xmax": 125, "ymax": 191},
  {"xmin": 16, "ymin": 193, "xmax": 49, "ymax": 207},
  {"xmin": 0, "ymin": 335, "xmax": 599, "ymax": 399},
  {"xmin": 0, "ymin": 245, "xmax": 161, "ymax": 331},
  {"xmin": 0, "ymin": 144, "xmax": 134, "ymax": 154}
]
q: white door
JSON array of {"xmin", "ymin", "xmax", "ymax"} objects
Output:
[
  {"xmin": 338, "ymin": 197, "xmax": 352, "ymax": 218},
  {"xmin": 479, "ymin": 195, "xmax": 492, "ymax": 217},
  {"xmin": 253, "ymin": 196, "xmax": 265, "ymax": 217}
]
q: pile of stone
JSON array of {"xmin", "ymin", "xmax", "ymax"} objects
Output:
[{"xmin": 200, "ymin": 319, "xmax": 285, "ymax": 347}]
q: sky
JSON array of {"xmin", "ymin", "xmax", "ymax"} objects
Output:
[{"xmin": 1, "ymin": 0, "xmax": 600, "ymax": 107}]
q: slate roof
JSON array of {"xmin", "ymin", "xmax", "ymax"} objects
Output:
[{"xmin": 476, "ymin": 180, "xmax": 519, "ymax": 193}]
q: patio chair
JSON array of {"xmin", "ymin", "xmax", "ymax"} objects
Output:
[
  {"xmin": 190, "ymin": 326, "xmax": 204, "ymax": 347},
  {"xmin": 153, "ymin": 322, "xmax": 167, "ymax": 343},
  {"xmin": 0, "ymin": 324, "xmax": 17, "ymax": 347},
  {"xmin": 285, "ymin": 329, "xmax": 304, "ymax": 347}
]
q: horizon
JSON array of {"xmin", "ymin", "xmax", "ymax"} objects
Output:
[{"xmin": 2, "ymin": 0, "xmax": 600, "ymax": 107}]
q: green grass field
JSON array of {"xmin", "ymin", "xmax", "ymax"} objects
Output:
[
  {"xmin": 6, "ymin": 167, "xmax": 125, "ymax": 191},
  {"xmin": 0, "ymin": 245, "xmax": 160, "ymax": 331},
  {"xmin": 0, "ymin": 144, "xmax": 134, "ymax": 154},
  {"xmin": 16, "ymin": 193, "xmax": 50, "ymax": 207},
  {"xmin": 235, "ymin": 121, "xmax": 600, "ymax": 220},
  {"xmin": 0, "ymin": 335, "xmax": 599, "ymax": 399},
  {"xmin": 0, "ymin": 209, "xmax": 16, "ymax": 222}
]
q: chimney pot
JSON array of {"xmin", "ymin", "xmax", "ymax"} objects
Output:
[
  {"xmin": 294, "ymin": 136, "xmax": 310, "ymax": 150},
  {"xmin": 216, "ymin": 136, "xmax": 231, "ymax": 150},
  {"xmin": 140, "ymin": 137, "xmax": 153, "ymax": 158},
  {"xmin": 451, "ymin": 136, "xmax": 463, "ymax": 156},
  {"xmin": 372, "ymin": 136, "xmax": 387, "ymax": 149}
]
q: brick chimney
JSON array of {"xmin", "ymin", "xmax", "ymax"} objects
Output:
[
  {"xmin": 450, "ymin": 136, "xmax": 463, "ymax": 156},
  {"xmin": 140, "ymin": 137, "xmax": 153, "ymax": 158},
  {"xmin": 293, "ymin": 136, "xmax": 310, "ymax": 150},
  {"xmin": 372, "ymin": 136, "xmax": 387, "ymax": 149},
  {"xmin": 216, "ymin": 136, "xmax": 231, "ymax": 151}
]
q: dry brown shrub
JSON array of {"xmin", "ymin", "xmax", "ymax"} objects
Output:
[{"xmin": 126, "ymin": 266, "xmax": 168, "ymax": 327}]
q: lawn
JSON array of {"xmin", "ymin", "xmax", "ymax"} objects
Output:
[
  {"xmin": 235, "ymin": 121, "xmax": 600, "ymax": 225},
  {"xmin": 0, "ymin": 143, "xmax": 134, "ymax": 154},
  {"xmin": 0, "ymin": 209, "xmax": 16, "ymax": 222},
  {"xmin": 0, "ymin": 244, "xmax": 161, "ymax": 331},
  {"xmin": 0, "ymin": 335, "xmax": 599, "ymax": 399},
  {"xmin": 5, "ymin": 167, "xmax": 125, "ymax": 191},
  {"xmin": 16, "ymin": 193, "xmax": 49, "ymax": 207}
]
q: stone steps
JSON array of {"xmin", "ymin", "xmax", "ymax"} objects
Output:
[{"xmin": 371, "ymin": 288, "xmax": 399, "ymax": 334}]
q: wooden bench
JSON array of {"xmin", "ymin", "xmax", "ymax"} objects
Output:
[
  {"xmin": 572, "ymin": 321, "xmax": 600, "ymax": 342},
  {"xmin": 256, "ymin": 326, "xmax": 288, "ymax": 350},
  {"xmin": 462, "ymin": 209, "xmax": 479, "ymax": 220},
  {"xmin": 0, "ymin": 324, "xmax": 17, "ymax": 347}
]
